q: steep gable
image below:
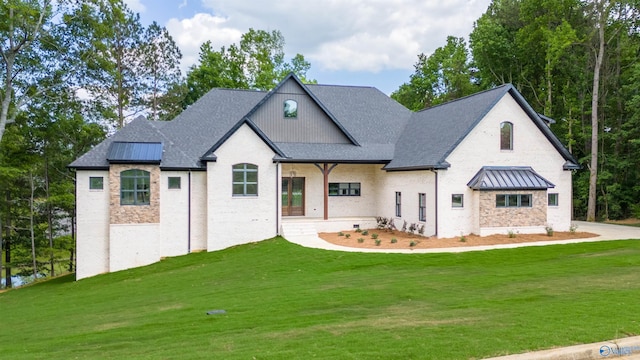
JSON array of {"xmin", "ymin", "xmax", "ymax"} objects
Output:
[
  {"xmin": 385, "ymin": 84, "xmax": 578, "ymax": 171},
  {"xmin": 248, "ymin": 75, "xmax": 357, "ymax": 144}
]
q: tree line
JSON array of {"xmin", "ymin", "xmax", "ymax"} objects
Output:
[{"xmin": 392, "ymin": 0, "xmax": 640, "ymax": 222}]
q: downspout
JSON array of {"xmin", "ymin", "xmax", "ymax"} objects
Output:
[
  {"xmin": 188, "ymin": 171, "xmax": 192, "ymax": 253},
  {"xmin": 431, "ymin": 169, "xmax": 438, "ymax": 237},
  {"xmin": 276, "ymin": 161, "xmax": 280, "ymax": 235}
]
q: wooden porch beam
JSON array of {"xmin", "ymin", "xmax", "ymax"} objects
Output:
[{"xmin": 313, "ymin": 163, "xmax": 338, "ymax": 220}]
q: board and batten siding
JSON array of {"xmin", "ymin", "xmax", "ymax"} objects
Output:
[{"xmin": 251, "ymin": 80, "xmax": 351, "ymax": 144}]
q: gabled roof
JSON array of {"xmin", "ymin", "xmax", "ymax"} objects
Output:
[
  {"xmin": 385, "ymin": 85, "xmax": 511, "ymax": 170},
  {"xmin": 384, "ymin": 84, "xmax": 580, "ymax": 171},
  {"xmin": 467, "ymin": 166, "xmax": 555, "ymax": 190},
  {"xmin": 69, "ymin": 76, "xmax": 578, "ymax": 172}
]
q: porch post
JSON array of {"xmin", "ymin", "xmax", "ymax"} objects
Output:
[
  {"xmin": 314, "ymin": 163, "xmax": 338, "ymax": 221},
  {"xmin": 323, "ymin": 163, "xmax": 329, "ymax": 220}
]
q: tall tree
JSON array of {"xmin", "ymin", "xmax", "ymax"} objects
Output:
[
  {"xmin": 392, "ymin": 36, "xmax": 479, "ymax": 110},
  {"xmin": 0, "ymin": 0, "xmax": 53, "ymax": 144},
  {"xmin": 67, "ymin": 0, "xmax": 143, "ymax": 129},
  {"xmin": 139, "ymin": 21, "xmax": 182, "ymax": 121},
  {"xmin": 184, "ymin": 29, "xmax": 314, "ymax": 107}
]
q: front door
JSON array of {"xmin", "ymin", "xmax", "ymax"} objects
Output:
[{"xmin": 282, "ymin": 177, "xmax": 305, "ymax": 216}]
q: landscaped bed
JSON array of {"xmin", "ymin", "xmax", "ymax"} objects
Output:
[{"xmin": 319, "ymin": 228, "xmax": 597, "ymax": 249}]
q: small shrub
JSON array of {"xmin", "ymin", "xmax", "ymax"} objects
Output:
[
  {"xmin": 386, "ymin": 217, "xmax": 397, "ymax": 231},
  {"xmin": 418, "ymin": 224, "xmax": 425, "ymax": 235},
  {"xmin": 376, "ymin": 216, "xmax": 387, "ymax": 230},
  {"xmin": 569, "ymin": 223, "xmax": 578, "ymax": 233},
  {"xmin": 338, "ymin": 231, "xmax": 344, "ymax": 236},
  {"xmin": 408, "ymin": 223, "xmax": 417, "ymax": 235},
  {"xmin": 508, "ymin": 230, "xmax": 516, "ymax": 238},
  {"xmin": 361, "ymin": 230, "xmax": 369, "ymax": 236},
  {"xmin": 460, "ymin": 235, "xmax": 467, "ymax": 242},
  {"xmin": 375, "ymin": 239, "xmax": 381, "ymax": 246},
  {"xmin": 390, "ymin": 238, "xmax": 398, "ymax": 244},
  {"xmin": 401, "ymin": 221, "xmax": 407, "ymax": 232},
  {"xmin": 355, "ymin": 228, "xmax": 362, "ymax": 233},
  {"xmin": 409, "ymin": 241, "xmax": 417, "ymax": 247},
  {"xmin": 345, "ymin": 233, "xmax": 351, "ymax": 239},
  {"xmin": 371, "ymin": 233, "xmax": 379, "ymax": 239},
  {"xmin": 357, "ymin": 237, "xmax": 365, "ymax": 243},
  {"xmin": 545, "ymin": 225, "xmax": 554, "ymax": 237}
]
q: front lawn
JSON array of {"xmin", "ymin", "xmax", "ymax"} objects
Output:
[{"xmin": 1, "ymin": 237, "xmax": 639, "ymax": 359}]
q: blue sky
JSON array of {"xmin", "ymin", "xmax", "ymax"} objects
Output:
[{"xmin": 125, "ymin": 0, "xmax": 491, "ymax": 95}]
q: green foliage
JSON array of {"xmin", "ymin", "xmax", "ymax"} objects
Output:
[
  {"xmin": 390, "ymin": 238, "xmax": 398, "ymax": 244},
  {"xmin": 371, "ymin": 233, "xmax": 378, "ymax": 240},
  {"xmin": 361, "ymin": 230, "xmax": 369, "ymax": 236},
  {"xmin": 392, "ymin": 36, "xmax": 481, "ymax": 110},
  {"xmin": 357, "ymin": 237, "xmax": 364, "ymax": 243},
  {"xmin": 183, "ymin": 29, "xmax": 315, "ymax": 107}
]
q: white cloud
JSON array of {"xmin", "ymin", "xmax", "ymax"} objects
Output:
[
  {"xmin": 123, "ymin": 0, "xmax": 146, "ymax": 13},
  {"xmin": 164, "ymin": 0, "xmax": 490, "ymax": 74},
  {"xmin": 166, "ymin": 13, "xmax": 243, "ymax": 73}
]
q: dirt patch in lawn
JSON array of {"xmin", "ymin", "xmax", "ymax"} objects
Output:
[{"xmin": 319, "ymin": 229, "xmax": 598, "ymax": 250}]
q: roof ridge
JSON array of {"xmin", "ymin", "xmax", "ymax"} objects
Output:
[{"xmin": 415, "ymin": 83, "xmax": 512, "ymax": 113}]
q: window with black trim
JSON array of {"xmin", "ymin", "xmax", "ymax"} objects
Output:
[
  {"xmin": 418, "ymin": 193, "xmax": 426, "ymax": 222},
  {"xmin": 500, "ymin": 121, "xmax": 513, "ymax": 150},
  {"xmin": 548, "ymin": 193, "xmax": 558, "ymax": 206},
  {"xmin": 395, "ymin": 192, "xmax": 402, "ymax": 217},
  {"xmin": 232, "ymin": 163, "xmax": 258, "ymax": 196},
  {"xmin": 452, "ymin": 194, "xmax": 464, "ymax": 208},
  {"xmin": 90, "ymin": 177, "xmax": 103, "ymax": 190},
  {"xmin": 329, "ymin": 182, "xmax": 360, "ymax": 196},
  {"xmin": 284, "ymin": 99, "xmax": 298, "ymax": 118},
  {"xmin": 496, "ymin": 194, "xmax": 532, "ymax": 208},
  {"xmin": 121, "ymin": 169, "xmax": 150, "ymax": 205},
  {"xmin": 168, "ymin": 177, "xmax": 181, "ymax": 189}
]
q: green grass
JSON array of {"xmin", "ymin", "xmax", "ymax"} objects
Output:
[{"xmin": 1, "ymin": 238, "xmax": 640, "ymax": 359}]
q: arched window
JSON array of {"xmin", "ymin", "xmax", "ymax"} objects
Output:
[
  {"xmin": 232, "ymin": 163, "xmax": 258, "ymax": 196},
  {"xmin": 500, "ymin": 121, "xmax": 513, "ymax": 150},
  {"xmin": 284, "ymin": 99, "xmax": 298, "ymax": 118},
  {"xmin": 121, "ymin": 169, "xmax": 150, "ymax": 205}
]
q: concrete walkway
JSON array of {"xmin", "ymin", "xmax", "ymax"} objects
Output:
[
  {"xmin": 285, "ymin": 221, "xmax": 640, "ymax": 254},
  {"xmin": 284, "ymin": 221, "xmax": 640, "ymax": 360}
]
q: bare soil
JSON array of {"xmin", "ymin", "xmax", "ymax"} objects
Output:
[{"xmin": 319, "ymin": 228, "xmax": 598, "ymax": 250}]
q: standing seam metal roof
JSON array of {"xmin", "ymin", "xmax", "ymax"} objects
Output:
[{"xmin": 467, "ymin": 166, "xmax": 555, "ymax": 190}]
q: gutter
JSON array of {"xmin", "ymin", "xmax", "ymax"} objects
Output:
[
  {"xmin": 276, "ymin": 162, "xmax": 280, "ymax": 236},
  {"xmin": 188, "ymin": 171, "xmax": 192, "ymax": 253},
  {"xmin": 431, "ymin": 169, "xmax": 438, "ymax": 237}
]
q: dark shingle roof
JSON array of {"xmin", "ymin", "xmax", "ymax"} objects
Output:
[
  {"xmin": 467, "ymin": 166, "xmax": 555, "ymax": 190},
  {"xmin": 69, "ymin": 77, "xmax": 578, "ymax": 172},
  {"xmin": 384, "ymin": 85, "xmax": 511, "ymax": 170}
]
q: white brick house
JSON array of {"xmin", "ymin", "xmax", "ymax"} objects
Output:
[{"xmin": 70, "ymin": 74, "xmax": 579, "ymax": 279}]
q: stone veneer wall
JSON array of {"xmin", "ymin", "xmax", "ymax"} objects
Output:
[
  {"xmin": 109, "ymin": 164, "xmax": 160, "ymax": 224},
  {"xmin": 479, "ymin": 190, "xmax": 547, "ymax": 228}
]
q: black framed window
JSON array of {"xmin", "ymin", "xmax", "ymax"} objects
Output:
[
  {"xmin": 418, "ymin": 193, "xmax": 426, "ymax": 222},
  {"xmin": 452, "ymin": 194, "xmax": 464, "ymax": 208},
  {"xmin": 284, "ymin": 99, "xmax": 298, "ymax": 118},
  {"xmin": 395, "ymin": 192, "xmax": 402, "ymax": 217},
  {"xmin": 496, "ymin": 194, "xmax": 532, "ymax": 208},
  {"xmin": 500, "ymin": 121, "xmax": 513, "ymax": 150},
  {"xmin": 232, "ymin": 163, "xmax": 258, "ymax": 196},
  {"xmin": 328, "ymin": 182, "xmax": 360, "ymax": 196},
  {"xmin": 90, "ymin": 177, "xmax": 103, "ymax": 190},
  {"xmin": 548, "ymin": 193, "xmax": 559, "ymax": 206},
  {"xmin": 168, "ymin": 176, "xmax": 181, "ymax": 189},
  {"xmin": 121, "ymin": 169, "xmax": 150, "ymax": 205}
]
